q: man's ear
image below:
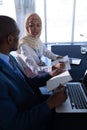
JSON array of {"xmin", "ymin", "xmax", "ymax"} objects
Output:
[{"xmin": 7, "ymin": 35, "xmax": 14, "ymax": 44}]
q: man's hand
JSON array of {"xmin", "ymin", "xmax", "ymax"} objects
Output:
[
  {"xmin": 49, "ymin": 68, "xmax": 65, "ymax": 77},
  {"xmin": 47, "ymin": 84, "xmax": 67, "ymax": 109},
  {"xmin": 52, "ymin": 62, "xmax": 65, "ymax": 70}
]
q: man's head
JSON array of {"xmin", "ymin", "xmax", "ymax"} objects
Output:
[{"xmin": 0, "ymin": 15, "xmax": 20, "ymax": 54}]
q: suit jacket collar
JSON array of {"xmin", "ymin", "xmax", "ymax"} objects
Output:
[
  {"xmin": 0, "ymin": 58, "xmax": 36, "ymax": 95},
  {"xmin": 0, "ymin": 58, "xmax": 26, "ymax": 82}
]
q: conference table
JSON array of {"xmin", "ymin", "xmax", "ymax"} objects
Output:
[
  {"xmin": 51, "ymin": 45, "xmax": 87, "ymax": 82},
  {"xmin": 51, "ymin": 45, "xmax": 87, "ymax": 130}
]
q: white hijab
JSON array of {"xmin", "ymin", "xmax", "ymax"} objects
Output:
[{"xmin": 18, "ymin": 13, "xmax": 42, "ymax": 49}]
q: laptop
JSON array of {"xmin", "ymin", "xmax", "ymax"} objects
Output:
[{"xmin": 56, "ymin": 82, "xmax": 87, "ymax": 113}]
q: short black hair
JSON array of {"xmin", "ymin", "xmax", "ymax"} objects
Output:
[{"xmin": 0, "ymin": 15, "xmax": 20, "ymax": 41}]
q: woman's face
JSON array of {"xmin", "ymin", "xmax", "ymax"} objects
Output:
[{"xmin": 27, "ymin": 15, "xmax": 42, "ymax": 38}]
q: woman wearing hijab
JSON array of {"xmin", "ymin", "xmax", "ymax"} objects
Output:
[{"xmin": 17, "ymin": 13, "xmax": 64, "ymax": 74}]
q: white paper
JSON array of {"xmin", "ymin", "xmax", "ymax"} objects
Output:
[
  {"xmin": 69, "ymin": 58, "xmax": 81, "ymax": 65},
  {"xmin": 46, "ymin": 71, "xmax": 72, "ymax": 91},
  {"xmin": 51, "ymin": 55, "xmax": 71, "ymax": 71}
]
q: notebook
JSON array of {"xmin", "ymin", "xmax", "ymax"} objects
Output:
[
  {"xmin": 56, "ymin": 82, "xmax": 87, "ymax": 113},
  {"xmin": 46, "ymin": 71, "xmax": 72, "ymax": 91}
]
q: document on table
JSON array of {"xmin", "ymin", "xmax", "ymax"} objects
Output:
[
  {"xmin": 69, "ymin": 57, "xmax": 81, "ymax": 65},
  {"xmin": 46, "ymin": 71, "xmax": 72, "ymax": 91},
  {"xmin": 51, "ymin": 55, "xmax": 71, "ymax": 71}
]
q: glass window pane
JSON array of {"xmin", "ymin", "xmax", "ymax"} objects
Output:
[
  {"xmin": 35, "ymin": 0, "xmax": 74, "ymax": 43},
  {"xmin": 46, "ymin": 0, "xmax": 73, "ymax": 43},
  {"xmin": 35, "ymin": 0, "xmax": 45, "ymax": 42},
  {"xmin": 0, "ymin": 0, "xmax": 16, "ymax": 20},
  {"xmin": 74, "ymin": 0, "xmax": 87, "ymax": 42}
]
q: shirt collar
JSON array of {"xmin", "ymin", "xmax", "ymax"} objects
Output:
[{"xmin": 0, "ymin": 53, "xmax": 9, "ymax": 64}]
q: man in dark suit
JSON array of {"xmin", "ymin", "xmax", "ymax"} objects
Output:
[{"xmin": 0, "ymin": 15, "xmax": 67, "ymax": 130}]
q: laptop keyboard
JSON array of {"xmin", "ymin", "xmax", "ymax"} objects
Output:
[{"xmin": 66, "ymin": 83, "xmax": 87, "ymax": 109}]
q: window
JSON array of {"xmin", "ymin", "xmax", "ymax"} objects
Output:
[
  {"xmin": 0, "ymin": 0, "xmax": 3, "ymax": 5},
  {"xmin": 0, "ymin": 0, "xmax": 16, "ymax": 20},
  {"xmin": 0, "ymin": 0, "xmax": 87, "ymax": 45},
  {"xmin": 35, "ymin": 0, "xmax": 87, "ymax": 44}
]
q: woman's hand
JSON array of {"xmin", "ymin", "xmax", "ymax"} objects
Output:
[
  {"xmin": 38, "ymin": 60, "xmax": 46, "ymax": 66},
  {"xmin": 57, "ymin": 55, "xmax": 63, "ymax": 59}
]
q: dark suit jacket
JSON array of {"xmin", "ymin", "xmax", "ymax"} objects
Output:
[{"xmin": 0, "ymin": 59, "xmax": 53, "ymax": 130}]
